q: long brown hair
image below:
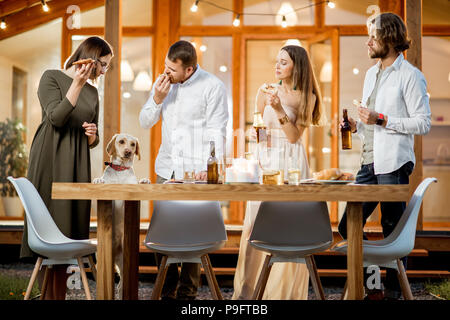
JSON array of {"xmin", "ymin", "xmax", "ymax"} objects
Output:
[
  {"xmin": 65, "ymin": 36, "xmax": 113, "ymax": 71},
  {"xmin": 369, "ymin": 12, "xmax": 411, "ymax": 53},
  {"xmin": 281, "ymin": 45, "xmax": 324, "ymax": 126}
]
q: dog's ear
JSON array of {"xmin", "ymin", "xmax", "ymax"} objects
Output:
[
  {"xmin": 135, "ymin": 138, "xmax": 141, "ymax": 160},
  {"xmin": 106, "ymin": 134, "xmax": 118, "ymax": 157}
]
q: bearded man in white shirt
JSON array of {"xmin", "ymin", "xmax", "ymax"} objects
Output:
[
  {"xmin": 338, "ymin": 13, "xmax": 431, "ymax": 300},
  {"xmin": 140, "ymin": 40, "xmax": 228, "ymax": 300}
]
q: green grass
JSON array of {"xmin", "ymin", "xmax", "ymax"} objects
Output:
[
  {"xmin": 0, "ymin": 273, "xmax": 39, "ymax": 300},
  {"xmin": 425, "ymin": 279, "xmax": 450, "ymax": 300}
]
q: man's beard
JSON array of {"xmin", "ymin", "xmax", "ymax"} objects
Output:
[{"xmin": 369, "ymin": 43, "xmax": 390, "ymax": 59}]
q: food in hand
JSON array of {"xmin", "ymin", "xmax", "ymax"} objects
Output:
[
  {"xmin": 72, "ymin": 58, "xmax": 95, "ymax": 65},
  {"xmin": 261, "ymin": 83, "xmax": 277, "ymax": 94}
]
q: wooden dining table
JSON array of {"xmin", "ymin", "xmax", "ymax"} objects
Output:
[{"xmin": 52, "ymin": 182, "xmax": 409, "ymax": 300}]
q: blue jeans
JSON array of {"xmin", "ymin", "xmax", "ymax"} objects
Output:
[{"xmin": 338, "ymin": 161, "xmax": 414, "ymax": 296}]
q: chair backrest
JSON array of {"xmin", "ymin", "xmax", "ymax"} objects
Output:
[
  {"xmin": 383, "ymin": 177, "xmax": 437, "ymax": 254},
  {"xmin": 145, "ymin": 200, "xmax": 227, "ymax": 246},
  {"xmin": 7, "ymin": 177, "xmax": 70, "ymax": 247},
  {"xmin": 249, "ymin": 201, "xmax": 332, "ymax": 246}
]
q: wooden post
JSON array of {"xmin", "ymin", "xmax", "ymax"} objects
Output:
[
  {"xmin": 96, "ymin": 200, "xmax": 115, "ymax": 300},
  {"xmin": 61, "ymin": 13, "xmax": 72, "ymax": 69},
  {"xmin": 122, "ymin": 200, "xmax": 140, "ymax": 300},
  {"xmin": 104, "ymin": 0, "xmax": 122, "ymax": 163},
  {"xmin": 346, "ymin": 202, "xmax": 364, "ymax": 300},
  {"xmin": 405, "ymin": 0, "xmax": 423, "ymax": 230}
]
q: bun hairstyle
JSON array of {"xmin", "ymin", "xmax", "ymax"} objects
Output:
[
  {"xmin": 65, "ymin": 36, "xmax": 114, "ymax": 71},
  {"xmin": 369, "ymin": 12, "xmax": 411, "ymax": 53}
]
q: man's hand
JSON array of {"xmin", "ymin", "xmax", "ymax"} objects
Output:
[
  {"xmin": 358, "ymin": 106, "xmax": 379, "ymax": 125},
  {"xmin": 153, "ymin": 74, "xmax": 171, "ymax": 105},
  {"xmin": 195, "ymin": 171, "xmax": 207, "ymax": 181},
  {"xmin": 340, "ymin": 116, "xmax": 357, "ymax": 133}
]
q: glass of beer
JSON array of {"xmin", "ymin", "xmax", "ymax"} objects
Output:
[{"xmin": 182, "ymin": 157, "xmax": 195, "ymax": 183}]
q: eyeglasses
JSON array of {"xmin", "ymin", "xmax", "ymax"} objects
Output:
[{"xmin": 97, "ymin": 59, "xmax": 110, "ymax": 71}]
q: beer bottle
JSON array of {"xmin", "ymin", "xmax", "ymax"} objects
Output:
[
  {"xmin": 207, "ymin": 141, "xmax": 219, "ymax": 184},
  {"xmin": 253, "ymin": 109, "xmax": 266, "ymax": 144},
  {"xmin": 341, "ymin": 108, "xmax": 352, "ymax": 150}
]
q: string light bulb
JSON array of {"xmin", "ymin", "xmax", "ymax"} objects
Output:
[
  {"xmin": 281, "ymin": 15, "xmax": 287, "ymax": 28},
  {"xmin": 190, "ymin": 0, "xmax": 199, "ymax": 13},
  {"xmin": 0, "ymin": 19, "xmax": 6, "ymax": 30},
  {"xmin": 233, "ymin": 14, "xmax": 241, "ymax": 27},
  {"xmin": 41, "ymin": 0, "xmax": 50, "ymax": 12},
  {"xmin": 328, "ymin": 1, "xmax": 336, "ymax": 9}
]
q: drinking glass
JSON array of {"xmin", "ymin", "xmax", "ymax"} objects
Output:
[
  {"xmin": 286, "ymin": 144, "xmax": 301, "ymax": 185},
  {"xmin": 182, "ymin": 157, "xmax": 195, "ymax": 183}
]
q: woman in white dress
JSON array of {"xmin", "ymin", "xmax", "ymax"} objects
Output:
[{"xmin": 233, "ymin": 45, "xmax": 325, "ymax": 300}]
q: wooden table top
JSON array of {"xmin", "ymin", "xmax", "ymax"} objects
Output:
[{"xmin": 52, "ymin": 183, "xmax": 410, "ymax": 202}]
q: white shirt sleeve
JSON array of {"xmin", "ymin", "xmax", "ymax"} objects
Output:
[
  {"xmin": 384, "ymin": 69, "xmax": 431, "ymax": 135},
  {"xmin": 139, "ymin": 81, "xmax": 163, "ymax": 129},
  {"xmin": 205, "ymin": 82, "xmax": 229, "ymax": 159}
]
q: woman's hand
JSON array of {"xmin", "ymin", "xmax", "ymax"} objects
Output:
[
  {"xmin": 265, "ymin": 91, "xmax": 283, "ymax": 112},
  {"xmin": 82, "ymin": 122, "xmax": 97, "ymax": 145},
  {"xmin": 74, "ymin": 62, "xmax": 94, "ymax": 87}
]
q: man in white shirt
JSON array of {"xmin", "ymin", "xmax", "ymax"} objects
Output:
[
  {"xmin": 338, "ymin": 13, "xmax": 431, "ymax": 300},
  {"xmin": 140, "ymin": 40, "xmax": 228, "ymax": 300}
]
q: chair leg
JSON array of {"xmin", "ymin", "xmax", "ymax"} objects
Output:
[
  {"xmin": 341, "ymin": 279, "xmax": 348, "ymax": 300},
  {"xmin": 24, "ymin": 257, "xmax": 43, "ymax": 300},
  {"xmin": 305, "ymin": 255, "xmax": 326, "ymax": 300},
  {"xmin": 252, "ymin": 254, "xmax": 273, "ymax": 300},
  {"xmin": 40, "ymin": 265, "xmax": 51, "ymax": 300},
  {"xmin": 77, "ymin": 257, "xmax": 93, "ymax": 300},
  {"xmin": 201, "ymin": 255, "xmax": 223, "ymax": 300},
  {"xmin": 151, "ymin": 255, "xmax": 169, "ymax": 300},
  {"xmin": 396, "ymin": 259, "xmax": 413, "ymax": 300},
  {"xmin": 88, "ymin": 255, "xmax": 97, "ymax": 282}
]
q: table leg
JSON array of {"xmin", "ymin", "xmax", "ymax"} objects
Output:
[
  {"xmin": 97, "ymin": 200, "xmax": 115, "ymax": 300},
  {"xmin": 346, "ymin": 202, "xmax": 364, "ymax": 300},
  {"xmin": 123, "ymin": 200, "xmax": 140, "ymax": 300}
]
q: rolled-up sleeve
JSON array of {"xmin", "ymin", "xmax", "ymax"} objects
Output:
[
  {"xmin": 38, "ymin": 70, "xmax": 74, "ymax": 128},
  {"xmin": 139, "ymin": 82, "xmax": 163, "ymax": 129},
  {"xmin": 206, "ymin": 82, "xmax": 229, "ymax": 158},
  {"xmin": 385, "ymin": 69, "xmax": 431, "ymax": 135}
]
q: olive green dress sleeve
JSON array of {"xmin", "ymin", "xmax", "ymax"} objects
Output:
[{"xmin": 37, "ymin": 70, "xmax": 75, "ymax": 127}]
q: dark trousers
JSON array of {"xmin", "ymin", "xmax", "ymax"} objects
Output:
[
  {"xmin": 338, "ymin": 161, "xmax": 414, "ymax": 296},
  {"xmin": 155, "ymin": 174, "xmax": 201, "ymax": 299}
]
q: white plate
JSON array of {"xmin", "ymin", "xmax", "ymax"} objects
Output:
[{"xmin": 316, "ymin": 180, "xmax": 355, "ymax": 185}]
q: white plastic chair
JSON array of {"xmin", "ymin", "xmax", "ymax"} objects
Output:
[
  {"xmin": 332, "ymin": 177, "xmax": 437, "ymax": 300},
  {"xmin": 248, "ymin": 201, "xmax": 333, "ymax": 300},
  {"xmin": 144, "ymin": 200, "xmax": 227, "ymax": 300},
  {"xmin": 8, "ymin": 177, "xmax": 97, "ymax": 300}
]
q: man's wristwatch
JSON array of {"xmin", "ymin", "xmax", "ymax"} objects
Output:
[{"xmin": 376, "ymin": 113, "xmax": 385, "ymax": 126}]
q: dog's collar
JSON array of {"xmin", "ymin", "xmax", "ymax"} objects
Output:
[{"xmin": 104, "ymin": 161, "xmax": 130, "ymax": 171}]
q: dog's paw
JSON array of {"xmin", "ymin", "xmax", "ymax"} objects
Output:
[
  {"xmin": 93, "ymin": 177, "xmax": 105, "ymax": 184},
  {"xmin": 139, "ymin": 178, "xmax": 151, "ymax": 184}
]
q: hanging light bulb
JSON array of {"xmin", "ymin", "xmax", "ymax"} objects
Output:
[
  {"xmin": 328, "ymin": 1, "xmax": 336, "ymax": 9},
  {"xmin": 121, "ymin": 60, "xmax": 135, "ymax": 82},
  {"xmin": 133, "ymin": 71, "xmax": 152, "ymax": 91},
  {"xmin": 199, "ymin": 45, "xmax": 207, "ymax": 52},
  {"xmin": 233, "ymin": 14, "xmax": 241, "ymax": 27},
  {"xmin": 0, "ymin": 19, "xmax": 6, "ymax": 30},
  {"xmin": 281, "ymin": 15, "xmax": 288, "ymax": 28},
  {"xmin": 41, "ymin": 0, "xmax": 50, "ymax": 12},
  {"xmin": 190, "ymin": 0, "xmax": 199, "ymax": 13}
]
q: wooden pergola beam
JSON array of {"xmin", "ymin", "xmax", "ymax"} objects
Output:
[
  {"xmin": 0, "ymin": 0, "xmax": 104, "ymax": 41},
  {"xmin": 0, "ymin": 0, "xmax": 43, "ymax": 18}
]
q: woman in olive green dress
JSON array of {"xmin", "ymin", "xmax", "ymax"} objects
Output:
[{"xmin": 23, "ymin": 36, "xmax": 113, "ymax": 299}]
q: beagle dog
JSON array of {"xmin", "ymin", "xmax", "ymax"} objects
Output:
[{"xmin": 93, "ymin": 133, "xmax": 150, "ymax": 297}]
